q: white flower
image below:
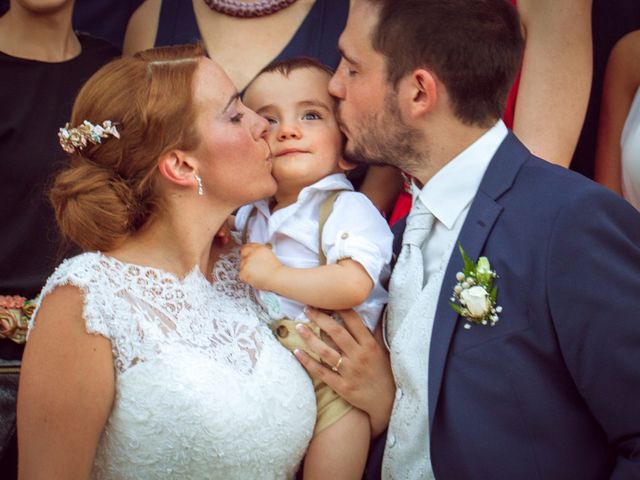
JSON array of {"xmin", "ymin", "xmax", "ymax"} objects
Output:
[
  {"xmin": 449, "ymin": 245, "xmax": 501, "ymax": 328},
  {"xmin": 459, "ymin": 285, "xmax": 491, "ymax": 318}
]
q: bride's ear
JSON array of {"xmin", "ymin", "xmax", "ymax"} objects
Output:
[{"xmin": 157, "ymin": 150, "xmax": 198, "ymax": 189}]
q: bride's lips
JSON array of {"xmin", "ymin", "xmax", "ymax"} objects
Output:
[{"xmin": 275, "ymin": 148, "xmax": 309, "ymax": 157}]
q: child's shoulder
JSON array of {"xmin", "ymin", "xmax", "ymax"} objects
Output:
[
  {"xmin": 333, "ymin": 190, "xmax": 382, "ymax": 214},
  {"xmin": 330, "ymin": 191, "xmax": 391, "ymax": 232}
]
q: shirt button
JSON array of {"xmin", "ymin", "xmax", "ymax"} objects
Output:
[
  {"xmin": 387, "ymin": 433, "xmax": 396, "ymax": 447},
  {"xmin": 395, "ymin": 388, "xmax": 403, "ymax": 400},
  {"xmin": 341, "ymin": 232, "xmax": 349, "ymax": 240}
]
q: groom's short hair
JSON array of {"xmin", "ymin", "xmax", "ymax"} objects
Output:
[{"xmin": 365, "ymin": 0, "xmax": 524, "ymax": 127}]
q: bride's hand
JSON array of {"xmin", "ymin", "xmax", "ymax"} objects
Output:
[{"xmin": 294, "ymin": 307, "xmax": 395, "ymax": 438}]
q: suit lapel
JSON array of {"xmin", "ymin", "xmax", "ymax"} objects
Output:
[{"xmin": 427, "ymin": 132, "xmax": 530, "ymax": 428}]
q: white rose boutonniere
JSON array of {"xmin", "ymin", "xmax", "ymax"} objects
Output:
[{"xmin": 449, "ymin": 245, "xmax": 502, "ymax": 329}]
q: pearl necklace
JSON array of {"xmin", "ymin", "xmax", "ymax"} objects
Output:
[{"xmin": 203, "ymin": 0, "xmax": 298, "ymax": 18}]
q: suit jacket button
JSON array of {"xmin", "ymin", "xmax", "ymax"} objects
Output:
[{"xmin": 341, "ymin": 232, "xmax": 349, "ymax": 240}]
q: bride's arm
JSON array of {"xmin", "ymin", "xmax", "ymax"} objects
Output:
[{"xmin": 17, "ymin": 286, "xmax": 114, "ymax": 480}]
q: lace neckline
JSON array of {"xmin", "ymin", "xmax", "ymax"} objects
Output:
[{"xmin": 96, "ymin": 251, "xmax": 209, "ymax": 286}]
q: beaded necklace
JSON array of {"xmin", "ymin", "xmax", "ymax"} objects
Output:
[{"xmin": 203, "ymin": 0, "xmax": 298, "ymax": 18}]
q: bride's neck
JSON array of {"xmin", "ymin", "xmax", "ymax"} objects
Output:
[
  {"xmin": 0, "ymin": 3, "xmax": 80, "ymax": 61},
  {"xmin": 108, "ymin": 210, "xmax": 227, "ymax": 281}
]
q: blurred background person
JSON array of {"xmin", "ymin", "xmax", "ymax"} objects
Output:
[
  {"xmin": 0, "ymin": 0, "xmax": 118, "ymax": 476},
  {"xmin": 595, "ymin": 30, "xmax": 640, "ymax": 210},
  {"xmin": 572, "ymin": 0, "xmax": 640, "ymax": 180}
]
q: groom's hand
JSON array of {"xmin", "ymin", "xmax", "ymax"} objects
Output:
[{"xmin": 294, "ymin": 307, "xmax": 395, "ymax": 438}]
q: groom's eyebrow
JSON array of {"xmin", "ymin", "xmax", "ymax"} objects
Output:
[{"xmin": 338, "ymin": 46, "xmax": 359, "ymax": 67}]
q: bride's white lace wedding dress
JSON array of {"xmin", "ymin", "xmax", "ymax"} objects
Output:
[{"xmin": 30, "ymin": 249, "xmax": 316, "ymax": 479}]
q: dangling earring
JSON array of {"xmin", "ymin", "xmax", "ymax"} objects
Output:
[{"xmin": 195, "ymin": 175, "xmax": 204, "ymax": 196}]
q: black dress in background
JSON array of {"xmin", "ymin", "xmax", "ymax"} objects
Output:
[
  {"xmin": 0, "ymin": 33, "xmax": 119, "ymax": 478},
  {"xmin": 72, "ymin": 0, "xmax": 144, "ymax": 49}
]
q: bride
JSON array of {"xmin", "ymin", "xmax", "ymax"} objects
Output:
[{"xmin": 17, "ymin": 44, "xmax": 315, "ymax": 479}]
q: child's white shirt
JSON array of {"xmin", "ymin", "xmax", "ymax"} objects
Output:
[{"xmin": 235, "ymin": 173, "xmax": 393, "ymax": 331}]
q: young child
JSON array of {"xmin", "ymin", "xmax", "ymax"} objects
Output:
[{"xmin": 236, "ymin": 57, "xmax": 393, "ymax": 479}]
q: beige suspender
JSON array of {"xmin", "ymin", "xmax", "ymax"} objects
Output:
[{"xmin": 317, "ymin": 190, "xmax": 344, "ymax": 265}]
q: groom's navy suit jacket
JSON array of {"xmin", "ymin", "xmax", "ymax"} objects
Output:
[{"xmin": 367, "ymin": 133, "xmax": 640, "ymax": 479}]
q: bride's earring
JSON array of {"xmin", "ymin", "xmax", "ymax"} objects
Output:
[{"xmin": 195, "ymin": 175, "xmax": 204, "ymax": 196}]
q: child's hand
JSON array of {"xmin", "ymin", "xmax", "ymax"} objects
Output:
[
  {"xmin": 214, "ymin": 215, "xmax": 235, "ymax": 246},
  {"xmin": 239, "ymin": 243, "xmax": 282, "ymax": 290}
]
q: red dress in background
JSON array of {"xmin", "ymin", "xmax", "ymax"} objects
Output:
[{"xmin": 388, "ymin": 0, "xmax": 520, "ymax": 225}]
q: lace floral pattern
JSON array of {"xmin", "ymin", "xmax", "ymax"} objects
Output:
[{"xmin": 31, "ymin": 249, "xmax": 316, "ymax": 479}]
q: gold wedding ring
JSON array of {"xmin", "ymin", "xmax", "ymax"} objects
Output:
[{"xmin": 331, "ymin": 355, "xmax": 344, "ymax": 373}]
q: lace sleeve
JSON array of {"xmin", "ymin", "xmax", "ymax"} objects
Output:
[{"xmin": 29, "ymin": 253, "xmax": 113, "ymax": 341}]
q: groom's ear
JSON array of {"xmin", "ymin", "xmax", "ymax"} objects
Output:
[{"xmin": 402, "ymin": 68, "xmax": 438, "ymax": 120}]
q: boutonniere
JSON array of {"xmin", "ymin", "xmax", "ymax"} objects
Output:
[{"xmin": 449, "ymin": 245, "xmax": 502, "ymax": 329}]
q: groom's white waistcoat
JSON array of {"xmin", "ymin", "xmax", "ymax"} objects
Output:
[{"xmin": 382, "ymin": 122, "xmax": 508, "ymax": 478}]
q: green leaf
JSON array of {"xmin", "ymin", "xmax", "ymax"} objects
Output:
[
  {"xmin": 476, "ymin": 256, "xmax": 492, "ymax": 284},
  {"xmin": 458, "ymin": 244, "xmax": 475, "ymax": 274},
  {"xmin": 490, "ymin": 286, "xmax": 498, "ymax": 302},
  {"xmin": 449, "ymin": 302, "xmax": 463, "ymax": 315}
]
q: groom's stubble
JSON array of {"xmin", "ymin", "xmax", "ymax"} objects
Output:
[{"xmin": 340, "ymin": 89, "xmax": 430, "ymax": 177}]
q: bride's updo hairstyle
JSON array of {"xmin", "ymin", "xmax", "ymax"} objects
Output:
[{"xmin": 50, "ymin": 44, "xmax": 206, "ymax": 252}]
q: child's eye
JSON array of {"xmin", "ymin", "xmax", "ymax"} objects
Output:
[
  {"xmin": 302, "ymin": 111, "xmax": 321, "ymax": 121},
  {"xmin": 263, "ymin": 116, "xmax": 278, "ymax": 126},
  {"xmin": 231, "ymin": 113, "xmax": 244, "ymax": 123}
]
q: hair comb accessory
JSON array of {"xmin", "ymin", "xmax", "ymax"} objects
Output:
[{"xmin": 58, "ymin": 120, "xmax": 121, "ymax": 154}]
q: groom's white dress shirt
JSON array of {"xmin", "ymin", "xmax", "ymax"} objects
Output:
[{"xmin": 382, "ymin": 121, "xmax": 508, "ymax": 479}]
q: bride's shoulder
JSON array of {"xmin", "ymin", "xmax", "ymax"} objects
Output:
[
  {"xmin": 45, "ymin": 252, "xmax": 116, "ymax": 287},
  {"xmin": 37, "ymin": 252, "xmax": 129, "ymax": 312},
  {"xmin": 31, "ymin": 252, "xmax": 120, "ymax": 340}
]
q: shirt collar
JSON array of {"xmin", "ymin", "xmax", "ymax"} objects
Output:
[
  {"xmin": 413, "ymin": 120, "xmax": 508, "ymax": 229},
  {"xmin": 298, "ymin": 173, "xmax": 354, "ymax": 201},
  {"xmin": 253, "ymin": 173, "xmax": 354, "ymax": 217}
]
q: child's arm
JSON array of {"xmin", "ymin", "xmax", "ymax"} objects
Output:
[{"xmin": 239, "ymin": 243, "xmax": 373, "ymax": 310}]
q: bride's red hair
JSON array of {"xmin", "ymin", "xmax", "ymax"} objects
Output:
[{"xmin": 50, "ymin": 44, "xmax": 206, "ymax": 252}]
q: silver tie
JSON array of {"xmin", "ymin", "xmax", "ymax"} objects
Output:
[{"xmin": 387, "ymin": 201, "xmax": 435, "ymax": 322}]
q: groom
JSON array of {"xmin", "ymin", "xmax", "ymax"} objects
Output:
[{"xmin": 295, "ymin": 0, "xmax": 640, "ymax": 478}]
